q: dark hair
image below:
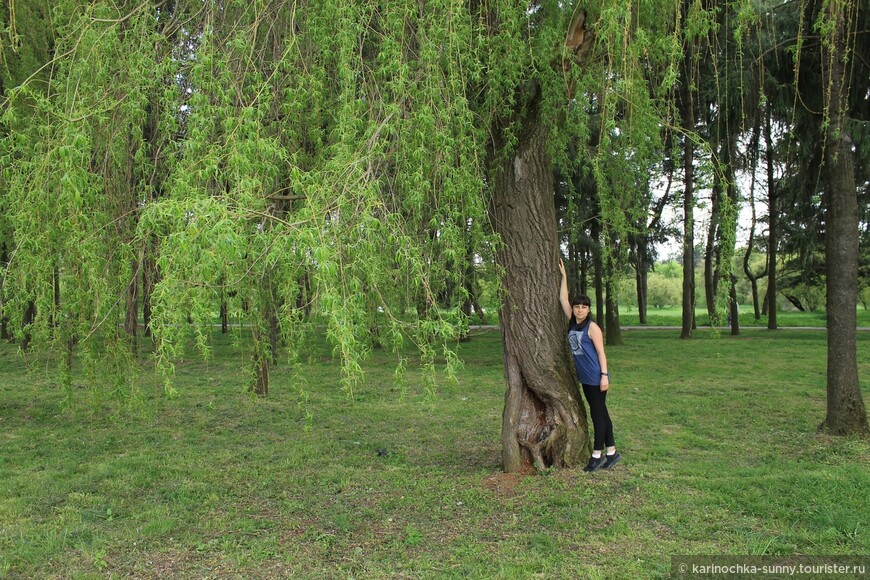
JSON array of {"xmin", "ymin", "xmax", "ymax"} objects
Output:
[
  {"xmin": 570, "ymin": 295, "xmax": 591, "ymax": 307},
  {"xmin": 569, "ymin": 294, "xmax": 593, "ymax": 330}
]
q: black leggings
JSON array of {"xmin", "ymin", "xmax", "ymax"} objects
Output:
[{"xmin": 582, "ymin": 383, "xmax": 615, "ymax": 451}]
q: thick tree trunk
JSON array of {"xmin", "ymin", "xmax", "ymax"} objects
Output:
[
  {"xmin": 820, "ymin": 10, "xmax": 868, "ymax": 434},
  {"xmin": 492, "ymin": 117, "xmax": 590, "ymax": 473}
]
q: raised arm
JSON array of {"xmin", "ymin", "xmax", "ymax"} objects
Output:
[{"xmin": 559, "ymin": 259, "xmax": 572, "ymax": 319}]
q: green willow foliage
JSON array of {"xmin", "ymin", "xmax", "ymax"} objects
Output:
[
  {"xmin": 2, "ymin": 0, "xmax": 497, "ymax": 395},
  {"xmin": 2, "ymin": 2, "xmax": 159, "ymax": 386},
  {"xmin": 1, "ymin": 0, "xmax": 785, "ymax": 396}
]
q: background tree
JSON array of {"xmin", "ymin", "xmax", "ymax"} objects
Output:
[
  {"xmin": 741, "ymin": 119, "xmax": 769, "ymax": 320},
  {"xmin": 814, "ymin": 0, "xmax": 868, "ymax": 433},
  {"xmin": 755, "ymin": 0, "xmax": 869, "ymax": 432}
]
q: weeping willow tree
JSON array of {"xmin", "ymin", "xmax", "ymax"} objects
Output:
[
  {"xmin": 17, "ymin": 0, "xmax": 860, "ymax": 469},
  {"xmin": 2, "ymin": 0, "xmax": 490, "ymax": 397}
]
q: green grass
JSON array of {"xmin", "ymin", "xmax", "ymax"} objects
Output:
[
  {"xmin": 618, "ymin": 307, "xmax": 870, "ymax": 328},
  {"xmin": 1, "ymin": 328, "xmax": 869, "ymax": 578}
]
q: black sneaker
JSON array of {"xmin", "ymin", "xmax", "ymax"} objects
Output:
[
  {"xmin": 602, "ymin": 452, "xmax": 622, "ymax": 469},
  {"xmin": 583, "ymin": 455, "xmax": 607, "ymax": 472}
]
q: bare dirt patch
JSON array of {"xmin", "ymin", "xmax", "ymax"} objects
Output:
[{"xmin": 481, "ymin": 470, "xmax": 533, "ymax": 499}]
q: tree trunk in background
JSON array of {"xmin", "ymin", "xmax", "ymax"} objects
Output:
[
  {"xmin": 679, "ymin": 53, "xmax": 696, "ymax": 339},
  {"xmin": 142, "ymin": 246, "xmax": 155, "ymax": 338},
  {"xmin": 250, "ymin": 293, "xmax": 271, "ymax": 397},
  {"xmin": 251, "ymin": 342, "xmax": 269, "ymax": 396},
  {"xmin": 141, "ymin": 56, "xmax": 165, "ymax": 341},
  {"xmin": 745, "ymin": 258, "xmax": 763, "ymax": 320},
  {"xmin": 268, "ymin": 298, "xmax": 280, "ymax": 364},
  {"xmin": 51, "ymin": 266, "xmax": 59, "ymax": 328},
  {"xmin": 743, "ymin": 117, "xmax": 766, "ymax": 321},
  {"xmin": 591, "ymin": 219, "xmax": 604, "ymax": 332},
  {"xmin": 729, "ymin": 276, "xmax": 739, "ymax": 336},
  {"xmin": 636, "ymin": 262, "xmax": 648, "ymax": 325},
  {"xmin": 576, "ymin": 244, "xmax": 587, "ymax": 297},
  {"xmin": 0, "ymin": 244, "xmax": 8, "ymax": 340},
  {"xmin": 821, "ymin": 5, "xmax": 868, "ymax": 434},
  {"xmin": 296, "ymin": 272, "xmax": 312, "ymax": 319},
  {"xmin": 492, "ymin": 112, "xmax": 590, "ymax": 473},
  {"xmin": 0, "ymin": 55, "xmax": 4, "ymax": 341},
  {"xmin": 704, "ymin": 177, "xmax": 721, "ymax": 319},
  {"xmin": 124, "ymin": 258, "xmax": 139, "ymax": 352},
  {"xmin": 631, "ymin": 230, "xmax": 652, "ymax": 326},
  {"xmin": 20, "ymin": 301, "xmax": 36, "ymax": 352},
  {"xmin": 605, "ymin": 277, "xmax": 622, "ymax": 345},
  {"xmin": 461, "ymin": 231, "xmax": 486, "ymax": 328},
  {"xmin": 764, "ymin": 103, "xmax": 778, "ymax": 330},
  {"xmin": 722, "ymin": 120, "xmax": 740, "ymax": 332},
  {"xmin": 220, "ymin": 300, "xmax": 229, "ymax": 334}
]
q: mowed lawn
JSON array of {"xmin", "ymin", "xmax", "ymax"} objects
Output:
[{"xmin": 1, "ymin": 327, "xmax": 868, "ymax": 578}]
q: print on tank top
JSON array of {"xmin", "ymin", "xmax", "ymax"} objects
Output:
[{"xmin": 568, "ymin": 328, "xmax": 585, "ymax": 357}]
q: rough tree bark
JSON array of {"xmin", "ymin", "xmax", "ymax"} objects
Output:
[
  {"xmin": 820, "ymin": 2, "xmax": 868, "ymax": 434},
  {"xmin": 492, "ymin": 113, "xmax": 590, "ymax": 473}
]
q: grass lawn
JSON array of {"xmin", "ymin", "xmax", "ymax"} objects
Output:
[{"xmin": 1, "ymin": 327, "xmax": 868, "ymax": 578}]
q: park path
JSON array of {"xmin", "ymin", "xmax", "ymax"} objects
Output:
[{"xmin": 468, "ymin": 325, "xmax": 870, "ymax": 331}]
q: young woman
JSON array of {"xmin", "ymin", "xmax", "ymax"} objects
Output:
[{"xmin": 559, "ymin": 260, "xmax": 621, "ymax": 472}]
